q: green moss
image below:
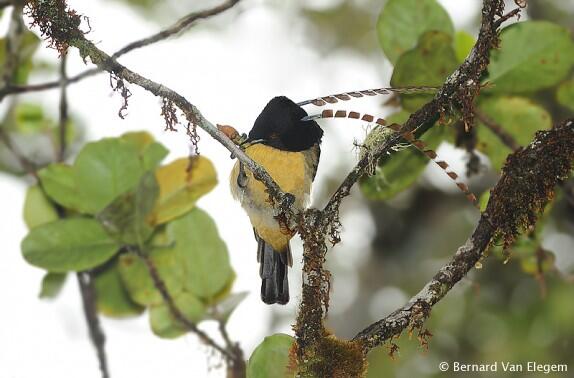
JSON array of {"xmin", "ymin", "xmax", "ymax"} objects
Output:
[{"xmin": 298, "ymin": 335, "xmax": 367, "ymax": 378}]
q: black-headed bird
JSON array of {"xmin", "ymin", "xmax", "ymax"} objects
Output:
[{"xmin": 230, "ymin": 96, "xmax": 323, "ymax": 305}]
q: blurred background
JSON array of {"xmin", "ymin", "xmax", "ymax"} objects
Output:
[{"xmin": 0, "ymin": 0, "xmax": 573, "ymax": 377}]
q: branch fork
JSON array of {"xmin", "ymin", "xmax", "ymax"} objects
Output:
[{"xmin": 20, "ymin": 1, "xmax": 572, "ymax": 377}]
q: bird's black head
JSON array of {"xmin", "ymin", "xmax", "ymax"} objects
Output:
[{"xmin": 248, "ymin": 96, "xmax": 323, "ymax": 152}]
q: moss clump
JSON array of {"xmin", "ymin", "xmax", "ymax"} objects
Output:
[
  {"xmin": 25, "ymin": 0, "xmax": 89, "ymax": 55},
  {"xmin": 359, "ymin": 125, "xmax": 395, "ymax": 175},
  {"xmin": 298, "ymin": 335, "xmax": 367, "ymax": 378},
  {"xmin": 486, "ymin": 120, "xmax": 574, "ymax": 249}
]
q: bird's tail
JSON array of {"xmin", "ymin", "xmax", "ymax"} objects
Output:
[{"xmin": 257, "ymin": 236, "xmax": 292, "ymax": 305}]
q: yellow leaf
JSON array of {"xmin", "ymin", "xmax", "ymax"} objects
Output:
[
  {"xmin": 152, "ymin": 157, "xmax": 217, "ymax": 224},
  {"xmin": 121, "ymin": 131, "xmax": 155, "ymax": 146}
]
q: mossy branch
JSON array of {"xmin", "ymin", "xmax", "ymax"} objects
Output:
[
  {"xmin": 23, "ymin": 0, "xmax": 569, "ymax": 377},
  {"xmin": 0, "ymin": 0, "xmax": 240, "ymax": 98},
  {"xmin": 23, "ymin": 0, "xmax": 292, "ymax": 217},
  {"xmin": 322, "ymin": 0, "xmax": 513, "ymax": 219},
  {"xmin": 354, "ymin": 119, "xmax": 574, "ymax": 352},
  {"xmin": 290, "ymin": 0, "xmax": 522, "ymax": 373}
]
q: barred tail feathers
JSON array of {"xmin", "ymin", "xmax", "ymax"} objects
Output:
[{"xmin": 305, "ymin": 109, "xmax": 479, "ymax": 208}]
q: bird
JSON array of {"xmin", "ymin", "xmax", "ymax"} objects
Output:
[{"xmin": 230, "ymin": 96, "xmax": 323, "ymax": 305}]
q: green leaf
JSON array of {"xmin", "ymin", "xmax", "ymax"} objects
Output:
[
  {"xmin": 12, "ymin": 103, "xmax": 54, "ymax": 134},
  {"xmin": 0, "ymin": 103, "xmax": 63, "ymax": 174},
  {"xmin": 39, "ymin": 272, "xmax": 67, "ymax": 299},
  {"xmin": 39, "ymin": 135, "xmax": 163, "ymax": 214},
  {"xmin": 247, "ymin": 334, "xmax": 295, "ymax": 378},
  {"xmin": 477, "ymin": 96, "xmax": 552, "ymax": 171},
  {"xmin": 360, "ymin": 111, "xmax": 446, "ymax": 200},
  {"xmin": 390, "ymin": 31, "xmax": 458, "ymax": 111},
  {"xmin": 142, "ymin": 143, "xmax": 169, "ymax": 170},
  {"xmin": 520, "ymin": 250, "xmax": 556, "ymax": 276},
  {"xmin": 93, "ymin": 260, "xmax": 145, "ymax": 318},
  {"xmin": 74, "ymin": 138, "xmax": 146, "ymax": 213},
  {"xmin": 38, "ymin": 164, "xmax": 83, "ymax": 212},
  {"xmin": 118, "ymin": 246, "xmax": 185, "ymax": 306},
  {"xmin": 97, "ymin": 172, "xmax": 159, "ymax": 246},
  {"xmin": 149, "ymin": 292, "xmax": 206, "ymax": 339},
  {"xmin": 486, "ymin": 21, "xmax": 574, "ymax": 93},
  {"xmin": 23, "ymin": 185, "xmax": 59, "ymax": 229},
  {"xmin": 107, "ymin": 0, "xmax": 157, "ymax": 11},
  {"xmin": 212, "ymin": 292, "xmax": 249, "ymax": 324},
  {"xmin": 455, "ymin": 31, "xmax": 476, "ymax": 63},
  {"xmin": 478, "ymin": 190, "xmax": 490, "ymax": 213},
  {"xmin": 21, "ymin": 218, "xmax": 120, "ymax": 272},
  {"xmin": 152, "ymin": 157, "xmax": 217, "ymax": 225},
  {"xmin": 0, "ymin": 30, "xmax": 41, "ymax": 85},
  {"xmin": 120, "ymin": 131, "xmax": 168, "ymax": 170},
  {"xmin": 557, "ymin": 79, "xmax": 574, "ymax": 111},
  {"xmin": 167, "ymin": 208, "xmax": 233, "ymax": 301},
  {"xmin": 376, "ymin": 0, "xmax": 454, "ymax": 64}
]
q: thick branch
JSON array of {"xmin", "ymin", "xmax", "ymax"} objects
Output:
[
  {"xmin": 77, "ymin": 272, "xmax": 110, "ymax": 378},
  {"xmin": 24, "ymin": 0, "xmax": 290, "ymax": 212},
  {"xmin": 353, "ymin": 119, "xmax": 574, "ymax": 352},
  {"xmin": 293, "ymin": 0, "xmax": 524, "ymax": 370},
  {"xmin": 323, "ymin": 0, "xmax": 512, "ymax": 217},
  {"xmin": 294, "ymin": 210, "xmax": 329, "ymax": 354},
  {"xmin": 353, "ymin": 219, "xmax": 493, "ymax": 351}
]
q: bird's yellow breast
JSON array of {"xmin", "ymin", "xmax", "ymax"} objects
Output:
[{"xmin": 230, "ymin": 144, "xmax": 316, "ymax": 250}]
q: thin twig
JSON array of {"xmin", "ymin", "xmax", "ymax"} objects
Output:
[
  {"xmin": 58, "ymin": 52, "xmax": 69, "ymax": 161},
  {"xmin": 218, "ymin": 321, "xmax": 246, "ymax": 378},
  {"xmin": 353, "ymin": 119, "xmax": 574, "ymax": 352},
  {"xmin": 2, "ymin": 2, "xmax": 24, "ymax": 85},
  {"xmin": 0, "ymin": 68, "xmax": 98, "ymax": 98},
  {"xmin": 1, "ymin": 0, "xmax": 240, "ymax": 98},
  {"xmin": 474, "ymin": 108, "xmax": 520, "ymax": 151},
  {"xmin": 0, "ymin": 4, "xmax": 39, "ymax": 177},
  {"xmin": 23, "ymin": 1, "xmax": 290, "ymax": 214},
  {"xmin": 218, "ymin": 321, "xmax": 235, "ymax": 353},
  {"xmin": 111, "ymin": 0, "xmax": 240, "ymax": 58},
  {"xmin": 0, "ymin": 129, "xmax": 39, "ymax": 177},
  {"xmin": 77, "ymin": 272, "xmax": 110, "ymax": 378},
  {"xmin": 135, "ymin": 250, "xmax": 234, "ymax": 360},
  {"xmin": 493, "ymin": 7, "xmax": 521, "ymax": 28},
  {"xmin": 138, "ymin": 246, "xmax": 246, "ymax": 373}
]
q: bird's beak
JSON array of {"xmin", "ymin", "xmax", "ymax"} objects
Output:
[
  {"xmin": 301, "ymin": 114, "xmax": 321, "ymax": 121},
  {"xmin": 240, "ymin": 138, "xmax": 265, "ymax": 149}
]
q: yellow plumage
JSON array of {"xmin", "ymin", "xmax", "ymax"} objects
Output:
[{"xmin": 230, "ymin": 143, "xmax": 317, "ymax": 251}]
